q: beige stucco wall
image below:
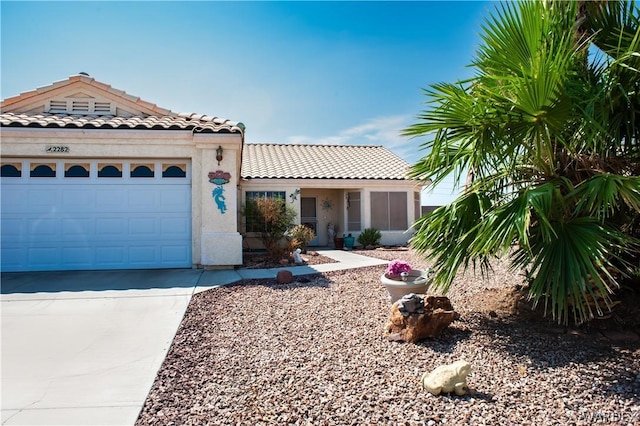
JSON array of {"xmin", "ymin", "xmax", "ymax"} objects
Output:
[
  {"xmin": 1, "ymin": 127, "xmax": 244, "ymax": 268},
  {"xmin": 240, "ymin": 178, "xmax": 422, "ymax": 248}
]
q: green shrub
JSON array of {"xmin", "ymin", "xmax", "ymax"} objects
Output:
[{"xmin": 358, "ymin": 228, "xmax": 381, "ymax": 247}]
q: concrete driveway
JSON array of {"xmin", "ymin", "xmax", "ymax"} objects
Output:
[
  {"xmin": 1, "ymin": 250, "xmax": 385, "ymax": 425},
  {"xmin": 1, "ymin": 269, "xmax": 207, "ymax": 426}
]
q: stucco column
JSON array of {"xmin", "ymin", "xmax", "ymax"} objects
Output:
[
  {"xmin": 362, "ymin": 189, "xmax": 372, "ymax": 230},
  {"xmin": 195, "ymin": 134, "xmax": 243, "ymax": 267}
]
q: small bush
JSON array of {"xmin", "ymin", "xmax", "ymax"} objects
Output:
[
  {"xmin": 358, "ymin": 227, "xmax": 381, "ymax": 247},
  {"xmin": 242, "ymin": 197, "xmax": 297, "ymax": 260},
  {"xmin": 287, "ymin": 224, "xmax": 316, "ymax": 253}
]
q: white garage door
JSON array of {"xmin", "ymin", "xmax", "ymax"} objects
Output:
[{"xmin": 1, "ymin": 159, "xmax": 192, "ymax": 272}]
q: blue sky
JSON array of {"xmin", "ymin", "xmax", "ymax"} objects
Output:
[{"xmin": 1, "ymin": 1, "xmax": 495, "ymax": 204}]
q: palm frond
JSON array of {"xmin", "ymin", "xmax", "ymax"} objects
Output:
[
  {"xmin": 514, "ymin": 217, "xmax": 626, "ymax": 324},
  {"xmin": 572, "ymin": 174, "xmax": 640, "ymax": 220},
  {"xmin": 410, "ymin": 191, "xmax": 492, "ymax": 293}
]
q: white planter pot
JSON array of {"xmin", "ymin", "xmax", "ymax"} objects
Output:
[{"xmin": 381, "ymin": 269, "xmax": 431, "ymax": 303}]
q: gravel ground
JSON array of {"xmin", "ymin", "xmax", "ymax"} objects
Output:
[{"xmin": 136, "ymin": 249, "xmax": 640, "ymax": 426}]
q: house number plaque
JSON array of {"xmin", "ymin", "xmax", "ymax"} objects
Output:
[{"xmin": 45, "ymin": 146, "xmax": 70, "ymax": 153}]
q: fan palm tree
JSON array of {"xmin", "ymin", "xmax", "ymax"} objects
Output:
[{"xmin": 404, "ymin": 0, "xmax": 640, "ymax": 325}]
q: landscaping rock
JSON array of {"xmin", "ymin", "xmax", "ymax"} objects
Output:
[
  {"xmin": 385, "ymin": 295, "xmax": 459, "ymax": 343},
  {"xmin": 136, "ymin": 250, "xmax": 640, "ymax": 426},
  {"xmin": 276, "ymin": 270, "xmax": 293, "ymax": 284}
]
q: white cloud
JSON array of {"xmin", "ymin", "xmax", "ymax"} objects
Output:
[{"xmin": 284, "ymin": 114, "xmax": 429, "ymax": 164}]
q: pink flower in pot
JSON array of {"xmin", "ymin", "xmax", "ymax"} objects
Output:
[{"xmin": 386, "ymin": 260, "xmax": 412, "ymax": 280}]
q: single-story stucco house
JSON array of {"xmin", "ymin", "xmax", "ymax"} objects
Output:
[{"xmin": 0, "ymin": 74, "xmax": 423, "ymax": 272}]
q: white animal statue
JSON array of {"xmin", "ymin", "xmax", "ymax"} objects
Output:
[
  {"xmin": 293, "ymin": 248, "xmax": 304, "ymax": 265},
  {"xmin": 327, "ymin": 222, "xmax": 335, "ymax": 244},
  {"xmin": 421, "ymin": 360, "xmax": 472, "ymax": 396}
]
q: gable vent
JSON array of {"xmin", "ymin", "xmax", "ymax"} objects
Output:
[
  {"xmin": 49, "ymin": 100, "xmax": 67, "ymax": 113},
  {"xmin": 47, "ymin": 99, "xmax": 114, "ymax": 115},
  {"xmin": 94, "ymin": 102, "xmax": 111, "ymax": 113},
  {"xmin": 72, "ymin": 100, "xmax": 90, "ymax": 112}
]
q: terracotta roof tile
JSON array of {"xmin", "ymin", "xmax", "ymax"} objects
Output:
[
  {"xmin": 0, "ymin": 112, "xmax": 244, "ymax": 134},
  {"xmin": 242, "ymin": 143, "xmax": 412, "ymax": 180}
]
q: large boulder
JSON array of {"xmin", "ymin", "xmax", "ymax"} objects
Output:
[{"xmin": 384, "ymin": 294, "xmax": 459, "ymax": 343}]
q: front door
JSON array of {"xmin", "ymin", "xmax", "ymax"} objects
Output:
[{"xmin": 300, "ymin": 197, "xmax": 319, "ymax": 246}]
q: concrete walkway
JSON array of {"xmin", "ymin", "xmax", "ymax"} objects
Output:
[{"xmin": 1, "ymin": 250, "xmax": 386, "ymax": 425}]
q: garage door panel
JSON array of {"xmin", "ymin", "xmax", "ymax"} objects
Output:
[
  {"xmin": 128, "ymin": 189, "xmax": 157, "ymax": 210},
  {"xmin": 95, "ymin": 218, "xmax": 125, "ymax": 236},
  {"xmin": 27, "ymin": 218, "xmax": 59, "ymax": 238},
  {"xmin": 96, "ymin": 189, "xmax": 127, "ymax": 211},
  {"xmin": 28, "ymin": 247, "xmax": 59, "ymax": 268},
  {"xmin": 162, "ymin": 245, "xmax": 190, "ymax": 263},
  {"xmin": 62, "ymin": 247, "xmax": 93, "ymax": 267},
  {"xmin": 27, "ymin": 189, "xmax": 58, "ymax": 207},
  {"xmin": 161, "ymin": 218, "xmax": 190, "ymax": 234},
  {"xmin": 1, "ymin": 247, "xmax": 24, "ymax": 268},
  {"xmin": 1, "ymin": 160, "xmax": 191, "ymax": 271},
  {"xmin": 1, "ymin": 218, "xmax": 25, "ymax": 240},
  {"xmin": 62, "ymin": 218, "xmax": 94, "ymax": 235},
  {"xmin": 129, "ymin": 217, "xmax": 157, "ymax": 235},
  {"xmin": 95, "ymin": 247, "xmax": 125, "ymax": 266},
  {"xmin": 2, "ymin": 187, "xmax": 28, "ymax": 210},
  {"xmin": 160, "ymin": 189, "xmax": 190, "ymax": 210},
  {"xmin": 129, "ymin": 246, "xmax": 157, "ymax": 264},
  {"xmin": 62, "ymin": 190, "xmax": 96, "ymax": 211}
]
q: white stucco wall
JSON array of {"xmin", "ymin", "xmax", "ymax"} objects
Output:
[{"xmin": 1, "ymin": 127, "xmax": 244, "ymax": 269}]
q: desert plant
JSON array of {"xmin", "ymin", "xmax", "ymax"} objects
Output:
[
  {"xmin": 404, "ymin": 0, "xmax": 640, "ymax": 325},
  {"xmin": 358, "ymin": 227, "xmax": 382, "ymax": 247},
  {"xmin": 287, "ymin": 224, "xmax": 316, "ymax": 253},
  {"xmin": 243, "ymin": 196, "xmax": 297, "ymax": 260}
]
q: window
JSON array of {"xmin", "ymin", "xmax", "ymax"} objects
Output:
[
  {"xmin": 1, "ymin": 163, "xmax": 21, "ymax": 177},
  {"xmin": 162, "ymin": 164, "xmax": 187, "ymax": 178},
  {"xmin": 245, "ymin": 191, "xmax": 286, "ymax": 232},
  {"xmin": 414, "ymin": 191, "xmax": 421, "ymax": 222},
  {"xmin": 347, "ymin": 191, "xmax": 361, "ymax": 231},
  {"xmin": 98, "ymin": 163, "xmax": 122, "ymax": 178},
  {"xmin": 131, "ymin": 164, "xmax": 154, "ymax": 178},
  {"xmin": 30, "ymin": 163, "xmax": 56, "ymax": 178},
  {"xmin": 65, "ymin": 163, "xmax": 90, "ymax": 178},
  {"xmin": 246, "ymin": 191, "xmax": 286, "ymax": 200},
  {"xmin": 371, "ymin": 192, "xmax": 407, "ymax": 231}
]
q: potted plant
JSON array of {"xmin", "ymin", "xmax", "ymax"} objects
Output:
[
  {"xmin": 381, "ymin": 259, "xmax": 432, "ymax": 302},
  {"xmin": 343, "ymin": 233, "xmax": 355, "ymax": 250}
]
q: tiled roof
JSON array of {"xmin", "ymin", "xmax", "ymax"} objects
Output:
[
  {"xmin": 242, "ymin": 143, "xmax": 412, "ymax": 180},
  {"xmin": 0, "ymin": 112, "xmax": 245, "ymax": 134},
  {"xmin": 1, "ymin": 74, "xmax": 244, "ymax": 135}
]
